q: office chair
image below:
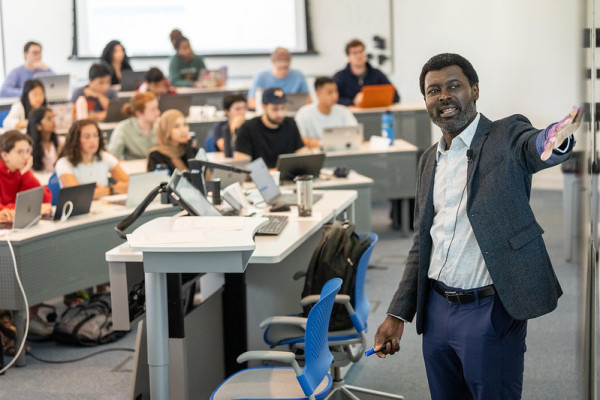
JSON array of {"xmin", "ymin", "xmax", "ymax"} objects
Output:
[
  {"xmin": 262, "ymin": 233, "xmax": 404, "ymax": 399},
  {"xmin": 47, "ymin": 172, "xmax": 60, "ymax": 206},
  {"xmin": 211, "ymin": 278, "xmax": 342, "ymax": 400},
  {"xmin": 205, "ymin": 134, "xmax": 218, "ymax": 152}
]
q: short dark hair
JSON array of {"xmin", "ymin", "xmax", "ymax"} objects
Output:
[
  {"xmin": 24, "ymin": 41, "xmax": 41, "ymax": 53},
  {"xmin": 89, "ymin": 62, "xmax": 112, "ymax": 81},
  {"xmin": 314, "ymin": 76, "xmax": 336, "ymax": 91},
  {"xmin": 345, "ymin": 39, "xmax": 365, "ymax": 55},
  {"xmin": 0, "ymin": 130, "xmax": 32, "ymax": 154},
  {"xmin": 146, "ymin": 67, "xmax": 165, "ymax": 83},
  {"xmin": 419, "ymin": 53, "xmax": 479, "ymax": 96},
  {"xmin": 20, "ymin": 79, "xmax": 47, "ymax": 118},
  {"xmin": 223, "ymin": 94, "xmax": 247, "ymax": 111}
]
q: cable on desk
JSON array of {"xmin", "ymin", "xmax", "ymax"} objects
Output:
[
  {"xmin": 0, "ymin": 231, "xmax": 30, "ymax": 375},
  {"xmin": 27, "ymin": 347, "xmax": 135, "ymax": 364}
]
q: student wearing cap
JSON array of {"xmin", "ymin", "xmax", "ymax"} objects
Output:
[
  {"xmin": 333, "ymin": 38, "xmax": 400, "ymax": 106},
  {"xmin": 234, "ymin": 87, "xmax": 306, "ymax": 168},
  {"xmin": 295, "ymin": 76, "xmax": 358, "ymax": 149},
  {"xmin": 247, "ymin": 47, "xmax": 310, "ymax": 110}
]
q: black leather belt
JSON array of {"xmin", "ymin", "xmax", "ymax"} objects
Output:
[{"xmin": 433, "ymin": 283, "xmax": 496, "ymax": 304}]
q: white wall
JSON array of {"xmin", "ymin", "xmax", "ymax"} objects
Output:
[{"xmin": 0, "ymin": 0, "xmax": 584, "ymax": 131}]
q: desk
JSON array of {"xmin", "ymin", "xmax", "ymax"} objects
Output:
[
  {"xmin": 106, "ymin": 190, "xmax": 357, "ymax": 399},
  {"xmin": 0, "ymin": 201, "xmax": 179, "ymax": 366}
]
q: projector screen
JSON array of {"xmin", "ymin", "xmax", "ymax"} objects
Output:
[{"xmin": 73, "ymin": 0, "xmax": 311, "ymax": 58}]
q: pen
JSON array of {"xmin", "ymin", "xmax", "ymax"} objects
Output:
[{"xmin": 365, "ymin": 340, "xmax": 394, "ymax": 357}]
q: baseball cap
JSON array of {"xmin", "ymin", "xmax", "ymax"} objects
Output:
[{"xmin": 262, "ymin": 88, "xmax": 287, "ymax": 105}]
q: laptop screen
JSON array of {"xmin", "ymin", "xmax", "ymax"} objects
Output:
[
  {"xmin": 246, "ymin": 158, "xmax": 280, "ymax": 205},
  {"xmin": 168, "ymin": 171, "xmax": 221, "ymax": 216}
]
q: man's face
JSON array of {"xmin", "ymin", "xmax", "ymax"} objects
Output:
[
  {"xmin": 347, "ymin": 45, "xmax": 366, "ymax": 68},
  {"xmin": 24, "ymin": 45, "xmax": 42, "ymax": 65},
  {"xmin": 316, "ymin": 83, "xmax": 339, "ymax": 107},
  {"xmin": 272, "ymin": 61, "xmax": 290, "ymax": 79},
  {"xmin": 264, "ymin": 103, "xmax": 286, "ymax": 125},
  {"xmin": 89, "ymin": 76, "xmax": 111, "ymax": 94},
  {"xmin": 423, "ymin": 65, "xmax": 479, "ymax": 134},
  {"xmin": 226, "ymin": 101, "xmax": 247, "ymax": 119}
]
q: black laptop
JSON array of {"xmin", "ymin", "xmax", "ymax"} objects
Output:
[
  {"xmin": 53, "ymin": 183, "xmax": 96, "ymax": 220},
  {"xmin": 159, "ymin": 94, "xmax": 192, "ymax": 116},
  {"xmin": 103, "ymin": 98, "xmax": 129, "ymax": 123},
  {"xmin": 276, "ymin": 152, "xmax": 326, "ymax": 182},
  {"xmin": 120, "ymin": 70, "xmax": 147, "ymax": 91}
]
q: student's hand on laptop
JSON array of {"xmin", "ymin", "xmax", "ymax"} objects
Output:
[
  {"xmin": 0, "ymin": 209, "xmax": 14, "ymax": 223},
  {"xmin": 353, "ymin": 92, "xmax": 364, "ymax": 107},
  {"xmin": 41, "ymin": 203, "xmax": 52, "ymax": 217}
]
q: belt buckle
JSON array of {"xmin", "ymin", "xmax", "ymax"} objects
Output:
[{"xmin": 444, "ymin": 291, "xmax": 461, "ymax": 304}]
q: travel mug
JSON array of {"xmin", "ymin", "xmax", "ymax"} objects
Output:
[
  {"xmin": 295, "ymin": 174, "xmax": 313, "ymax": 217},
  {"xmin": 206, "ymin": 179, "xmax": 221, "ymax": 205}
]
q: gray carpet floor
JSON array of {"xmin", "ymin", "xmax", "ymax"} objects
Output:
[{"xmin": 0, "ymin": 189, "xmax": 584, "ymax": 399}]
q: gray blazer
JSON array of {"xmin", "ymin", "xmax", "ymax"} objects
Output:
[{"xmin": 387, "ymin": 114, "xmax": 571, "ymax": 334}]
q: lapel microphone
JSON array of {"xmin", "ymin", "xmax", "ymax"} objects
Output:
[{"xmin": 466, "ymin": 149, "xmax": 473, "ymax": 163}]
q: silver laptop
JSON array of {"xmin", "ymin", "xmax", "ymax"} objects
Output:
[
  {"xmin": 210, "ymin": 161, "xmax": 249, "ymax": 188},
  {"xmin": 285, "ymin": 93, "xmax": 309, "ymax": 112},
  {"xmin": 0, "ymin": 187, "xmax": 44, "ymax": 230},
  {"xmin": 104, "ymin": 170, "xmax": 170, "ymax": 208},
  {"xmin": 120, "ymin": 70, "xmax": 147, "ymax": 91},
  {"xmin": 34, "ymin": 74, "xmax": 70, "ymax": 103},
  {"xmin": 103, "ymin": 98, "xmax": 130, "ymax": 123},
  {"xmin": 321, "ymin": 124, "xmax": 364, "ymax": 152}
]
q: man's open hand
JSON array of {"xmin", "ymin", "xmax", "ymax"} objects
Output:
[{"xmin": 541, "ymin": 106, "xmax": 583, "ymax": 161}]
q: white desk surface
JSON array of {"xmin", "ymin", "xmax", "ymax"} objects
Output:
[{"xmin": 106, "ymin": 189, "xmax": 357, "ymax": 265}]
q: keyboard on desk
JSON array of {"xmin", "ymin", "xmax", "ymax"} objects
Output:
[{"xmin": 256, "ymin": 215, "xmax": 289, "ymax": 236}]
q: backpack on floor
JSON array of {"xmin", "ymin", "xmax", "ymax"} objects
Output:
[
  {"xmin": 53, "ymin": 293, "xmax": 126, "ymax": 346},
  {"xmin": 301, "ymin": 220, "xmax": 371, "ymax": 330}
]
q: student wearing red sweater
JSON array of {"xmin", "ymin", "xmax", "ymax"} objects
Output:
[{"xmin": 0, "ymin": 130, "xmax": 52, "ymax": 222}]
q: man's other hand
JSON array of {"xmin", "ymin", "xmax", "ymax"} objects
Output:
[{"xmin": 373, "ymin": 315, "xmax": 404, "ymax": 358}]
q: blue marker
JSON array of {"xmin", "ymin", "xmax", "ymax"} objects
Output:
[{"xmin": 365, "ymin": 340, "xmax": 393, "ymax": 357}]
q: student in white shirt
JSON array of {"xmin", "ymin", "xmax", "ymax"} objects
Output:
[
  {"xmin": 3, "ymin": 79, "xmax": 47, "ymax": 130},
  {"xmin": 294, "ymin": 76, "xmax": 358, "ymax": 149},
  {"xmin": 55, "ymin": 119, "xmax": 129, "ymax": 200}
]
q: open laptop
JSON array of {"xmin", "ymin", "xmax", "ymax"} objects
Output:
[
  {"xmin": 285, "ymin": 93, "xmax": 310, "ymax": 112},
  {"xmin": 104, "ymin": 170, "xmax": 170, "ymax": 208},
  {"xmin": 159, "ymin": 94, "xmax": 192, "ymax": 116},
  {"xmin": 120, "ymin": 70, "xmax": 147, "ymax": 91},
  {"xmin": 276, "ymin": 152, "xmax": 326, "ymax": 182},
  {"xmin": 209, "ymin": 161, "xmax": 249, "ymax": 188},
  {"xmin": 34, "ymin": 74, "xmax": 70, "ymax": 103},
  {"xmin": 358, "ymin": 84, "xmax": 395, "ymax": 108},
  {"xmin": 0, "ymin": 187, "xmax": 44, "ymax": 230},
  {"xmin": 53, "ymin": 183, "xmax": 96, "ymax": 221},
  {"xmin": 103, "ymin": 98, "xmax": 129, "ymax": 123},
  {"xmin": 247, "ymin": 158, "xmax": 322, "ymax": 206},
  {"xmin": 321, "ymin": 124, "xmax": 364, "ymax": 152}
]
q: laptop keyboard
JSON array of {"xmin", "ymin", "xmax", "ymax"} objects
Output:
[{"xmin": 256, "ymin": 215, "xmax": 289, "ymax": 236}]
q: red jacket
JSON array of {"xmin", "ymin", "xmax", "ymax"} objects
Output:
[{"xmin": 0, "ymin": 159, "xmax": 52, "ymax": 209}]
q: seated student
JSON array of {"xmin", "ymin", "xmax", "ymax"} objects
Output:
[
  {"xmin": 108, "ymin": 92, "xmax": 161, "ymax": 160},
  {"xmin": 70, "ymin": 63, "xmax": 118, "ymax": 121},
  {"xmin": 333, "ymin": 39, "xmax": 400, "ymax": 106},
  {"xmin": 210, "ymin": 93, "xmax": 247, "ymax": 157},
  {"xmin": 55, "ymin": 120, "xmax": 129, "ymax": 200},
  {"xmin": 234, "ymin": 88, "xmax": 306, "ymax": 168},
  {"xmin": 3, "ymin": 79, "xmax": 47, "ymax": 130},
  {"xmin": 0, "ymin": 130, "xmax": 52, "ymax": 213},
  {"xmin": 0, "ymin": 41, "xmax": 53, "ymax": 98},
  {"xmin": 147, "ymin": 109, "xmax": 196, "ymax": 173},
  {"xmin": 27, "ymin": 106, "xmax": 64, "ymax": 173},
  {"xmin": 247, "ymin": 47, "xmax": 310, "ymax": 110},
  {"xmin": 100, "ymin": 40, "xmax": 133, "ymax": 87},
  {"xmin": 168, "ymin": 29, "xmax": 206, "ymax": 88},
  {"xmin": 295, "ymin": 77, "xmax": 358, "ymax": 149},
  {"xmin": 137, "ymin": 67, "xmax": 176, "ymax": 96}
]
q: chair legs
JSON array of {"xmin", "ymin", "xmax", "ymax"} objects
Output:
[{"xmin": 324, "ymin": 367, "xmax": 405, "ymax": 400}]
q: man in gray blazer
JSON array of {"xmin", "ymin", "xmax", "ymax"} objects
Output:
[{"xmin": 372, "ymin": 53, "xmax": 582, "ymax": 400}]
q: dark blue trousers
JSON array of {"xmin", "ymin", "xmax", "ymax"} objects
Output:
[{"xmin": 422, "ymin": 282, "xmax": 527, "ymax": 400}]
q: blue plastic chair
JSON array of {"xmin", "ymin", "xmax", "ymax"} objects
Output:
[
  {"xmin": 47, "ymin": 172, "xmax": 61, "ymax": 206},
  {"xmin": 210, "ymin": 278, "xmax": 341, "ymax": 400},
  {"xmin": 0, "ymin": 110, "xmax": 9, "ymax": 127},
  {"xmin": 204, "ymin": 135, "xmax": 218, "ymax": 152}
]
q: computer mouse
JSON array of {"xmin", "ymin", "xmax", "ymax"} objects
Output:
[{"xmin": 269, "ymin": 203, "xmax": 291, "ymax": 212}]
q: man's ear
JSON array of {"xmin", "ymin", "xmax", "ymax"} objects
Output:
[{"xmin": 472, "ymin": 83, "xmax": 479, "ymax": 101}]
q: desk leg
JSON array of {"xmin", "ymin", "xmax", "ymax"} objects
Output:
[
  {"xmin": 12, "ymin": 310, "xmax": 26, "ymax": 367},
  {"xmin": 145, "ymin": 272, "xmax": 170, "ymax": 399}
]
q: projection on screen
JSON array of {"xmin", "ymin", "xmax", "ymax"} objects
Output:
[{"xmin": 74, "ymin": 0, "xmax": 310, "ymax": 58}]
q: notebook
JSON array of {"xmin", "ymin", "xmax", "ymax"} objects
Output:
[
  {"xmin": 159, "ymin": 94, "xmax": 192, "ymax": 116},
  {"xmin": 358, "ymin": 84, "xmax": 395, "ymax": 108},
  {"xmin": 34, "ymin": 74, "xmax": 70, "ymax": 103},
  {"xmin": 321, "ymin": 124, "xmax": 364, "ymax": 151},
  {"xmin": 0, "ymin": 187, "xmax": 44, "ymax": 230},
  {"xmin": 53, "ymin": 183, "xmax": 96, "ymax": 220},
  {"xmin": 120, "ymin": 70, "xmax": 147, "ymax": 91},
  {"xmin": 103, "ymin": 98, "xmax": 129, "ymax": 122},
  {"xmin": 276, "ymin": 152, "xmax": 326, "ymax": 182}
]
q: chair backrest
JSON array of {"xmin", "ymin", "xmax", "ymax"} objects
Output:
[
  {"xmin": 297, "ymin": 277, "xmax": 341, "ymax": 396},
  {"xmin": 204, "ymin": 134, "xmax": 217, "ymax": 152},
  {"xmin": 353, "ymin": 233, "xmax": 378, "ymax": 332},
  {"xmin": 47, "ymin": 172, "xmax": 61, "ymax": 206}
]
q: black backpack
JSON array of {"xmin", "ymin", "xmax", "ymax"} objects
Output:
[
  {"xmin": 53, "ymin": 293, "xmax": 126, "ymax": 346},
  {"xmin": 301, "ymin": 220, "xmax": 372, "ymax": 330}
]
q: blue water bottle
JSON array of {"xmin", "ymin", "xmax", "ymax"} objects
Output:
[{"xmin": 381, "ymin": 111, "xmax": 395, "ymax": 146}]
